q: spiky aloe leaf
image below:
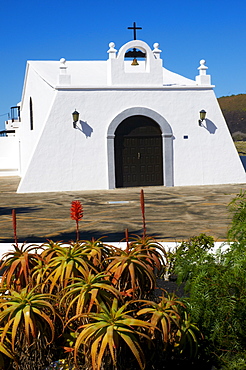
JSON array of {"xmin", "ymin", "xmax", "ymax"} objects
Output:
[
  {"xmin": 71, "ymin": 298, "xmax": 153, "ymax": 370},
  {"xmin": 59, "ymin": 271, "xmax": 120, "ymax": 318},
  {"xmin": 0, "ymin": 287, "xmax": 56, "ymax": 351}
]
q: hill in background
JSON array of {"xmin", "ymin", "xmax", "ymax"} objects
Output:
[{"xmin": 218, "ymin": 94, "xmax": 246, "ymax": 141}]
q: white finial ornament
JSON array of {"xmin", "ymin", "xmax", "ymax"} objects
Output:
[
  {"xmin": 196, "ymin": 59, "xmax": 211, "ymax": 85},
  {"xmin": 152, "ymin": 43, "xmax": 162, "ymax": 59},
  {"xmin": 58, "ymin": 57, "xmax": 71, "ymax": 85},
  {"xmin": 59, "ymin": 58, "xmax": 67, "ymax": 75},
  {"xmin": 198, "ymin": 60, "xmax": 208, "ymax": 74},
  {"xmin": 60, "ymin": 58, "xmax": 66, "ymax": 65},
  {"xmin": 107, "ymin": 42, "xmax": 117, "ymax": 59}
]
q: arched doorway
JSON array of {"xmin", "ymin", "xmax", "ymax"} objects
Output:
[
  {"xmin": 107, "ymin": 107, "xmax": 173, "ymax": 189},
  {"xmin": 114, "ymin": 115, "xmax": 163, "ymax": 187}
]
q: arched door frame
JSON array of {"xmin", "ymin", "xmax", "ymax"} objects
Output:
[{"xmin": 107, "ymin": 107, "xmax": 173, "ymax": 189}]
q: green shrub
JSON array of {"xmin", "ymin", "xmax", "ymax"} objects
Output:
[
  {"xmin": 169, "ymin": 233, "xmax": 214, "ymax": 288},
  {"xmin": 228, "ymin": 190, "xmax": 246, "ymax": 243},
  {"xmin": 176, "ymin": 240, "xmax": 246, "ymax": 368}
]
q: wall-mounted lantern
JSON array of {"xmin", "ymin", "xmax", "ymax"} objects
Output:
[
  {"xmin": 199, "ymin": 110, "xmax": 206, "ymax": 126},
  {"xmin": 72, "ymin": 110, "xmax": 80, "ymax": 128}
]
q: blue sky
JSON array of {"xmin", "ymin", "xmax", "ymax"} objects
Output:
[{"xmin": 0, "ymin": 0, "xmax": 245, "ymax": 130}]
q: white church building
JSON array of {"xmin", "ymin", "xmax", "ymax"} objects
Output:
[{"xmin": 1, "ymin": 31, "xmax": 245, "ymax": 192}]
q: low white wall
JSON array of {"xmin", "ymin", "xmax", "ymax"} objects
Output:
[
  {"xmin": 0, "ymin": 137, "xmax": 19, "ymax": 175},
  {"xmin": 0, "ymin": 241, "xmax": 230, "ymax": 262}
]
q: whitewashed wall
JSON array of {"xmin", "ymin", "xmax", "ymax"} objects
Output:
[
  {"xmin": 18, "ymin": 64, "xmax": 57, "ymax": 177},
  {"xmin": 0, "ymin": 137, "xmax": 19, "ymax": 176},
  {"xmin": 17, "ymin": 86, "xmax": 245, "ymax": 193}
]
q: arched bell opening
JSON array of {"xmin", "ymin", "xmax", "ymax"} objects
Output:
[{"xmin": 124, "ymin": 47, "xmax": 146, "ymax": 67}]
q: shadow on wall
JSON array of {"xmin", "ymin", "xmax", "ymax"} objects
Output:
[
  {"xmin": 77, "ymin": 120, "xmax": 93, "ymax": 138},
  {"xmin": 204, "ymin": 119, "xmax": 217, "ymax": 134}
]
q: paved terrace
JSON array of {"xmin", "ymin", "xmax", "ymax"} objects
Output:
[{"xmin": 0, "ymin": 177, "xmax": 245, "ymax": 244}]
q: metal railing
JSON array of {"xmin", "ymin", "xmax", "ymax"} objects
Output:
[
  {"xmin": 10, "ymin": 106, "xmax": 20, "ymax": 122},
  {"xmin": 0, "ymin": 130, "xmax": 15, "ymax": 137}
]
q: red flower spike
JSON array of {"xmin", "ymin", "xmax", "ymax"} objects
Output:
[
  {"xmin": 12, "ymin": 209, "xmax": 18, "ymax": 246},
  {"xmin": 140, "ymin": 189, "xmax": 146, "ymax": 238},
  {"xmin": 70, "ymin": 200, "xmax": 83, "ymax": 240},
  {"xmin": 125, "ymin": 228, "xmax": 129, "ymax": 252},
  {"xmin": 70, "ymin": 200, "xmax": 83, "ymax": 221}
]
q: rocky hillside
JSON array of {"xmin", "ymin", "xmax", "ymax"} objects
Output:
[{"xmin": 218, "ymin": 94, "xmax": 246, "ymax": 141}]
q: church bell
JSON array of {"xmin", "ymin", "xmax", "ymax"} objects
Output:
[{"xmin": 131, "ymin": 58, "xmax": 139, "ymax": 66}]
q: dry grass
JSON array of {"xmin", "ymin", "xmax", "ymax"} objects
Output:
[{"xmin": 234, "ymin": 141, "xmax": 246, "ymax": 155}]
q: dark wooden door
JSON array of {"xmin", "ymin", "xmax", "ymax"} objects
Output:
[{"xmin": 115, "ymin": 116, "xmax": 163, "ymax": 187}]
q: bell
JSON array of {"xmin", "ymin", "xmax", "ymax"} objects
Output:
[{"xmin": 131, "ymin": 58, "xmax": 139, "ymax": 66}]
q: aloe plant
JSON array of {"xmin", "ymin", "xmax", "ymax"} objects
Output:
[
  {"xmin": 174, "ymin": 311, "xmax": 202, "ymax": 359},
  {"xmin": 1, "ymin": 198, "xmax": 220, "ymax": 368},
  {"xmin": 0, "ymin": 287, "xmax": 56, "ymax": 352},
  {"xmin": 137, "ymin": 290, "xmax": 202, "ymax": 365},
  {"xmin": 43, "ymin": 242, "xmax": 95, "ymax": 293},
  {"xmin": 106, "ymin": 243, "xmax": 156, "ymax": 299},
  {"xmin": 137, "ymin": 290, "xmax": 185, "ymax": 348},
  {"xmin": 1, "ymin": 243, "xmax": 41, "ymax": 290},
  {"xmin": 71, "ymin": 298, "xmax": 153, "ymax": 370},
  {"xmin": 129, "ymin": 235, "xmax": 167, "ymax": 274},
  {"xmin": 60, "ymin": 271, "xmax": 120, "ymax": 318},
  {"xmin": 31, "ymin": 257, "xmax": 49, "ymax": 286},
  {"xmin": 80, "ymin": 238, "xmax": 114, "ymax": 269}
]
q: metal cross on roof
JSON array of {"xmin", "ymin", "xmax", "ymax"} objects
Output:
[{"xmin": 128, "ymin": 22, "xmax": 142, "ymax": 40}]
